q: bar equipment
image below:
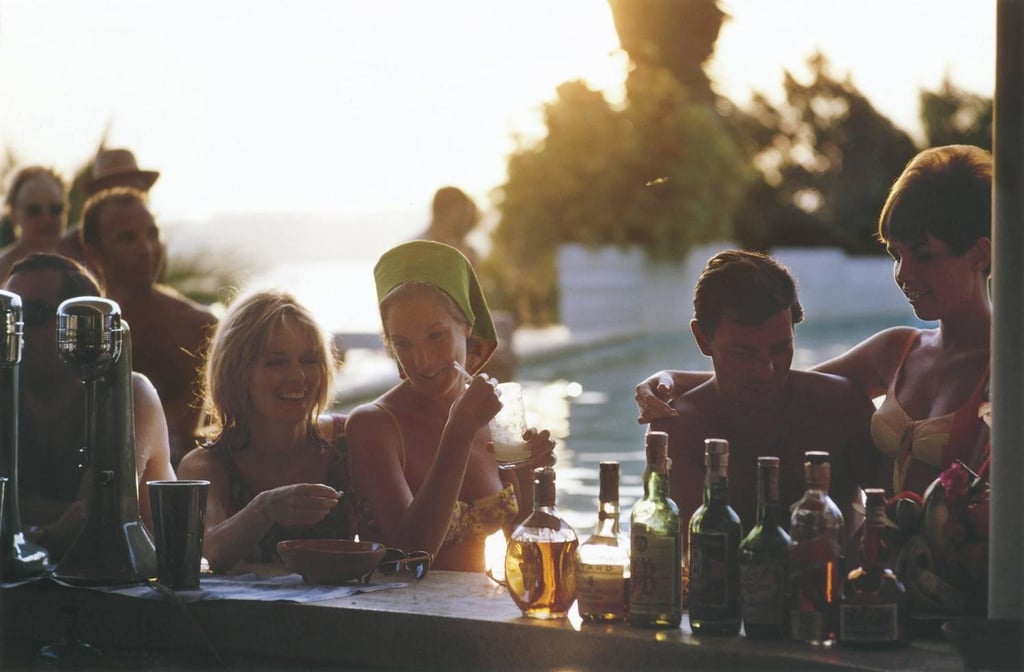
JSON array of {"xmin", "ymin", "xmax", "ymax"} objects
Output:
[
  {"xmin": 0, "ymin": 289, "xmax": 50, "ymax": 579},
  {"xmin": 52, "ymin": 297, "xmax": 156, "ymax": 584}
]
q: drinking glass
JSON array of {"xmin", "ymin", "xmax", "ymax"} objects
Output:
[{"xmin": 489, "ymin": 382, "xmax": 530, "ymax": 469}]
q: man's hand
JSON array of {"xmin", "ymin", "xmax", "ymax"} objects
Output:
[{"xmin": 635, "ymin": 371, "xmax": 679, "ymax": 424}]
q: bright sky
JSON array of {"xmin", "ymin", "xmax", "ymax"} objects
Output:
[{"xmin": 0, "ymin": 0, "xmax": 996, "ymax": 225}]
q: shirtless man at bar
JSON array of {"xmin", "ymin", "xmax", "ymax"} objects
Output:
[
  {"xmin": 81, "ymin": 188, "xmax": 217, "ymax": 466},
  {"xmin": 650, "ymin": 250, "xmax": 879, "ymax": 542}
]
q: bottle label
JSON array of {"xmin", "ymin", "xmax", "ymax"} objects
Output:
[
  {"xmin": 690, "ymin": 531, "xmax": 729, "ymax": 608},
  {"xmin": 577, "ymin": 564, "xmax": 627, "ymax": 615},
  {"xmin": 740, "ymin": 561, "xmax": 785, "ymax": 625},
  {"xmin": 630, "ymin": 533, "xmax": 679, "ymax": 611},
  {"xmin": 791, "ymin": 609, "xmax": 825, "ymax": 642},
  {"xmin": 839, "ymin": 604, "xmax": 898, "ymax": 642}
]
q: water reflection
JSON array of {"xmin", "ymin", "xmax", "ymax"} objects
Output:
[{"xmin": 517, "ymin": 317, "xmax": 922, "ymax": 533}]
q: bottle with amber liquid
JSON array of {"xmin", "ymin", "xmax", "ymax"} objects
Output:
[
  {"xmin": 629, "ymin": 431, "xmax": 682, "ymax": 629},
  {"xmin": 688, "ymin": 438, "xmax": 743, "ymax": 635},
  {"xmin": 505, "ymin": 467, "xmax": 579, "ymax": 619},
  {"xmin": 576, "ymin": 461, "xmax": 630, "ymax": 622},
  {"xmin": 839, "ymin": 488, "xmax": 911, "ymax": 647},
  {"xmin": 739, "ymin": 456, "xmax": 791, "ymax": 638},
  {"xmin": 788, "ymin": 451, "xmax": 845, "ymax": 645}
]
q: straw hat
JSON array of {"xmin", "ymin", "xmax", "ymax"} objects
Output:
[{"xmin": 84, "ymin": 149, "xmax": 160, "ymax": 196}]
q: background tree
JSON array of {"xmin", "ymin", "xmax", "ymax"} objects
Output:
[
  {"xmin": 733, "ymin": 52, "xmax": 918, "ymax": 254},
  {"xmin": 920, "ymin": 75, "xmax": 993, "ymax": 150},
  {"xmin": 484, "ymin": 0, "xmax": 746, "ymax": 326}
]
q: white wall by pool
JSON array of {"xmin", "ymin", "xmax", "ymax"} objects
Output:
[{"xmin": 557, "ymin": 243, "xmax": 920, "ymax": 339}]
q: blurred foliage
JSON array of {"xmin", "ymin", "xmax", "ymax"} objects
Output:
[
  {"xmin": 920, "ymin": 75, "xmax": 993, "ymax": 150},
  {"xmin": 732, "ymin": 52, "xmax": 919, "ymax": 255},
  {"xmin": 485, "ymin": 69, "xmax": 750, "ymax": 325}
]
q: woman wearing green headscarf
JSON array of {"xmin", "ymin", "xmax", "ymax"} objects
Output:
[{"xmin": 345, "ymin": 241, "xmax": 555, "ymax": 572}]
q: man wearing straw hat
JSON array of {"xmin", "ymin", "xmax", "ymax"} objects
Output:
[{"xmin": 58, "ymin": 148, "xmax": 160, "ymax": 264}]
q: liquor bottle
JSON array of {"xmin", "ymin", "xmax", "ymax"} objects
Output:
[
  {"xmin": 688, "ymin": 438, "xmax": 742, "ymax": 635},
  {"xmin": 739, "ymin": 456, "xmax": 791, "ymax": 638},
  {"xmin": 788, "ymin": 451, "xmax": 845, "ymax": 645},
  {"xmin": 505, "ymin": 467, "xmax": 579, "ymax": 619},
  {"xmin": 576, "ymin": 461, "xmax": 630, "ymax": 622},
  {"xmin": 629, "ymin": 431, "xmax": 682, "ymax": 629},
  {"xmin": 839, "ymin": 488, "xmax": 911, "ymax": 647}
]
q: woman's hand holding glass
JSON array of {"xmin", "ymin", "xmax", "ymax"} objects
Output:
[{"xmin": 256, "ymin": 483, "xmax": 340, "ymax": 527}]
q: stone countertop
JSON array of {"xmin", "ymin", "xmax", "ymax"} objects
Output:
[{"xmin": 1, "ymin": 571, "xmax": 961, "ymax": 671}]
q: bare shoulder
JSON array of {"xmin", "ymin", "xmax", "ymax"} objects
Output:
[
  {"xmin": 344, "ymin": 401, "xmax": 394, "ymax": 446},
  {"xmin": 153, "ymin": 285, "xmax": 218, "ymax": 326},
  {"xmin": 131, "ymin": 370, "xmax": 161, "ymax": 397},
  {"xmin": 177, "ymin": 444, "xmax": 226, "ymax": 480},
  {"xmin": 788, "ymin": 370, "xmax": 873, "ymax": 408}
]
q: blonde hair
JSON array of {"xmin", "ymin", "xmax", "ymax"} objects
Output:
[{"xmin": 202, "ymin": 290, "xmax": 337, "ymax": 448}]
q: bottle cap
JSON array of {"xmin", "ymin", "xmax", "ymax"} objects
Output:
[
  {"xmin": 804, "ymin": 451, "xmax": 830, "ymax": 465},
  {"xmin": 864, "ymin": 488, "xmax": 886, "ymax": 508},
  {"xmin": 645, "ymin": 431, "xmax": 671, "ymax": 471},
  {"xmin": 757, "ymin": 456, "xmax": 779, "ymax": 468},
  {"xmin": 533, "ymin": 466, "xmax": 556, "ymax": 484},
  {"xmin": 705, "ymin": 438, "xmax": 729, "ymax": 471}
]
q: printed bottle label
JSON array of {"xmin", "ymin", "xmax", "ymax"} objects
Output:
[
  {"xmin": 577, "ymin": 564, "xmax": 627, "ymax": 615},
  {"xmin": 840, "ymin": 604, "xmax": 899, "ymax": 642},
  {"xmin": 690, "ymin": 531, "xmax": 729, "ymax": 608},
  {"xmin": 630, "ymin": 533, "xmax": 679, "ymax": 611},
  {"xmin": 740, "ymin": 561, "xmax": 785, "ymax": 625}
]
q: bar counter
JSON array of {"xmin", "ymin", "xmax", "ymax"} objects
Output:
[{"xmin": 1, "ymin": 570, "xmax": 962, "ymax": 670}]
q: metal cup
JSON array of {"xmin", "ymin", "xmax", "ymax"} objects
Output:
[{"xmin": 147, "ymin": 480, "xmax": 209, "ymax": 589}]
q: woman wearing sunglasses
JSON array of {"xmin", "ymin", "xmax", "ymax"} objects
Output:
[
  {"xmin": 0, "ymin": 167, "xmax": 68, "ymax": 283},
  {"xmin": 177, "ymin": 290, "xmax": 356, "ymax": 573},
  {"xmin": 345, "ymin": 241, "xmax": 556, "ymax": 572}
]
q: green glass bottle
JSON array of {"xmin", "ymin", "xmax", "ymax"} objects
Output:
[
  {"xmin": 739, "ymin": 456, "xmax": 791, "ymax": 638},
  {"xmin": 629, "ymin": 431, "xmax": 682, "ymax": 629},
  {"xmin": 688, "ymin": 438, "xmax": 743, "ymax": 635}
]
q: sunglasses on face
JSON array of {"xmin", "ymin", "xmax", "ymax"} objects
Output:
[
  {"xmin": 377, "ymin": 548, "xmax": 432, "ymax": 580},
  {"xmin": 21, "ymin": 299, "xmax": 57, "ymax": 328},
  {"xmin": 20, "ymin": 203, "xmax": 65, "ymax": 218}
]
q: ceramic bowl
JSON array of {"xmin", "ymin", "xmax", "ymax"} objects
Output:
[{"xmin": 277, "ymin": 539, "xmax": 386, "ymax": 585}]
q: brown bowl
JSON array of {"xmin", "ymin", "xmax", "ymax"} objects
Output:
[{"xmin": 277, "ymin": 539, "xmax": 387, "ymax": 585}]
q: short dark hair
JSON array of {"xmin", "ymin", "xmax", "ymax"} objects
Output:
[
  {"xmin": 81, "ymin": 187, "xmax": 149, "ymax": 247},
  {"xmin": 693, "ymin": 250, "xmax": 804, "ymax": 334},
  {"xmin": 8, "ymin": 253, "xmax": 103, "ymax": 300},
  {"xmin": 878, "ymin": 145, "xmax": 992, "ymax": 255}
]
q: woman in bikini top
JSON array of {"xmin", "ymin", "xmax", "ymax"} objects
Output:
[{"xmin": 345, "ymin": 241, "xmax": 555, "ymax": 572}]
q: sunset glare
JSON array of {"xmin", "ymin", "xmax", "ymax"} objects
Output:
[{"xmin": 0, "ymin": 1, "xmax": 995, "ymax": 225}]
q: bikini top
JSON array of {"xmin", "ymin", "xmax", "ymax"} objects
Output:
[
  {"xmin": 211, "ymin": 432, "xmax": 356, "ymax": 565},
  {"xmin": 870, "ymin": 331, "xmax": 989, "ymax": 491},
  {"xmin": 357, "ymin": 403, "xmax": 518, "ymax": 547}
]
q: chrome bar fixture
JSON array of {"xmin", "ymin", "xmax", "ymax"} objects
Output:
[
  {"xmin": 0, "ymin": 290, "xmax": 50, "ymax": 579},
  {"xmin": 52, "ymin": 297, "xmax": 156, "ymax": 584}
]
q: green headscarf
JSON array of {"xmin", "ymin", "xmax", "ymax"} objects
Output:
[{"xmin": 374, "ymin": 240, "xmax": 497, "ymax": 374}]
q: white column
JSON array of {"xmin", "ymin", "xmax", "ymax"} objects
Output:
[{"xmin": 990, "ymin": 0, "xmax": 1024, "ymax": 621}]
